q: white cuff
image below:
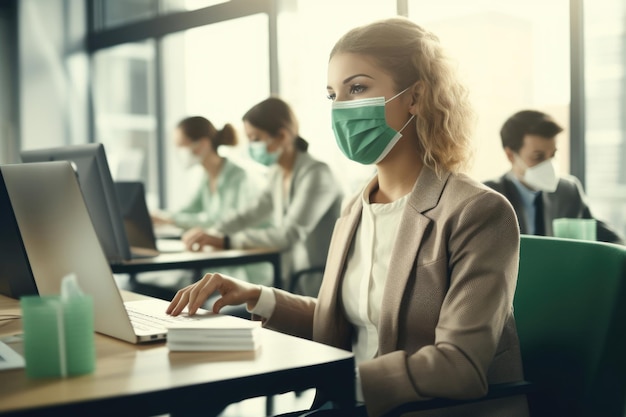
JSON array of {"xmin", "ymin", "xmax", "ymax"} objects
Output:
[
  {"xmin": 247, "ymin": 286, "xmax": 276, "ymax": 318},
  {"xmin": 355, "ymin": 366, "xmax": 364, "ymax": 403}
]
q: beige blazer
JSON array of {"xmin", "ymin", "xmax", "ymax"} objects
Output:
[{"xmin": 263, "ymin": 167, "xmax": 529, "ymax": 417}]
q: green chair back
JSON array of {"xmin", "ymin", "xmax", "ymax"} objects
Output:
[{"xmin": 515, "ymin": 235, "xmax": 626, "ymax": 416}]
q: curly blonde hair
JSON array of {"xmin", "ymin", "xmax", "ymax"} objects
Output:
[{"xmin": 330, "ymin": 17, "xmax": 475, "ymax": 174}]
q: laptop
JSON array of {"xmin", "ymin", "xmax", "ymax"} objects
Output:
[
  {"xmin": 20, "ymin": 144, "xmax": 160, "ymax": 264},
  {"xmin": 114, "ymin": 181, "xmax": 186, "ymax": 254},
  {"xmin": 0, "ymin": 161, "xmax": 202, "ymax": 343}
]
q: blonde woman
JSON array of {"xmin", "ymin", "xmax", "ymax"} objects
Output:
[{"xmin": 168, "ymin": 18, "xmax": 528, "ymax": 417}]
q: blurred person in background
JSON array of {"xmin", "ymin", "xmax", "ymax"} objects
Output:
[
  {"xmin": 485, "ymin": 109, "xmax": 623, "ymax": 244},
  {"xmin": 182, "ymin": 97, "xmax": 344, "ymax": 296},
  {"xmin": 152, "ymin": 115, "xmax": 271, "ymax": 285},
  {"xmin": 151, "ymin": 116, "xmax": 262, "ymax": 230}
]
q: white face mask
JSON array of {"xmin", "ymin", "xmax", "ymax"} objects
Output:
[
  {"xmin": 518, "ymin": 156, "xmax": 559, "ymax": 192},
  {"xmin": 176, "ymin": 146, "xmax": 203, "ymax": 169}
]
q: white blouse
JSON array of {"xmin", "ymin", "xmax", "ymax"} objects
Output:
[
  {"xmin": 341, "ymin": 186, "xmax": 409, "ymax": 364},
  {"xmin": 249, "ymin": 182, "xmax": 409, "ymax": 402}
]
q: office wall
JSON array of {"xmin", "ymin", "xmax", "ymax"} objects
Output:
[
  {"xmin": 18, "ymin": 0, "xmax": 89, "ymax": 152},
  {"xmin": 0, "ymin": 1, "xmax": 18, "ymax": 164}
]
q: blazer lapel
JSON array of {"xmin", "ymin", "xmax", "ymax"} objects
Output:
[{"xmin": 378, "ymin": 167, "xmax": 449, "ymax": 353}]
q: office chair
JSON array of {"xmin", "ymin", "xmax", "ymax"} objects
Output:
[
  {"xmin": 274, "ymin": 235, "xmax": 626, "ymax": 417},
  {"xmin": 289, "ymin": 266, "xmax": 325, "ymax": 295},
  {"xmin": 511, "ymin": 235, "xmax": 626, "ymax": 416}
]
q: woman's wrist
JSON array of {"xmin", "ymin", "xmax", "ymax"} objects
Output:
[{"xmin": 245, "ymin": 285, "xmax": 263, "ymax": 311}]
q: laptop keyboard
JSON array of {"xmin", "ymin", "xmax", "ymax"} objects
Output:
[{"xmin": 126, "ymin": 308, "xmax": 197, "ymax": 332}]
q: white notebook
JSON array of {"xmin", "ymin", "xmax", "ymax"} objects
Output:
[
  {"xmin": 166, "ymin": 314, "xmax": 261, "ymax": 351},
  {"xmin": 0, "ymin": 341, "xmax": 25, "ymax": 371}
]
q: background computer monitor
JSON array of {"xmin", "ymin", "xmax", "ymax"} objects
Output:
[
  {"xmin": 20, "ymin": 143, "xmax": 132, "ymax": 264},
  {"xmin": 0, "ymin": 166, "xmax": 38, "ymax": 298},
  {"xmin": 114, "ymin": 181, "xmax": 158, "ymax": 251}
]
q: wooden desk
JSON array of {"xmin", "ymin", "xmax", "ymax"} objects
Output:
[
  {"xmin": 110, "ymin": 248, "xmax": 282, "ymax": 288},
  {"xmin": 0, "ymin": 294, "xmax": 355, "ymax": 416}
]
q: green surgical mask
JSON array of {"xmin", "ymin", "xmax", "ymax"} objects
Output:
[
  {"xmin": 249, "ymin": 141, "xmax": 281, "ymax": 166},
  {"xmin": 331, "ymin": 87, "xmax": 414, "ymax": 165}
]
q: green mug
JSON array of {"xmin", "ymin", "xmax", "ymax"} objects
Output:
[{"xmin": 552, "ymin": 218, "xmax": 597, "ymax": 241}]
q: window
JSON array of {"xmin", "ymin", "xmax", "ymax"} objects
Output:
[
  {"xmin": 92, "ymin": 40, "xmax": 158, "ymax": 206},
  {"xmin": 92, "ymin": 0, "xmax": 624, "ymax": 232},
  {"xmin": 584, "ymin": 0, "xmax": 626, "ymax": 237},
  {"xmin": 161, "ymin": 13, "xmax": 270, "ymax": 210},
  {"xmin": 408, "ymin": 0, "xmax": 571, "ymax": 182}
]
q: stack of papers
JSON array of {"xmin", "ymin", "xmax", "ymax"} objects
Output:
[
  {"xmin": 0, "ymin": 340, "xmax": 25, "ymax": 371},
  {"xmin": 166, "ymin": 314, "xmax": 261, "ymax": 351}
]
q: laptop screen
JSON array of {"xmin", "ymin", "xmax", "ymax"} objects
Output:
[{"xmin": 114, "ymin": 181, "xmax": 158, "ymax": 251}]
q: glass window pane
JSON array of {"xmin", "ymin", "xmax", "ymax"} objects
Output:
[
  {"xmin": 277, "ymin": 0, "xmax": 398, "ymax": 194},
  {"xmin": 100, "ymin": 0, "xmax": 158, "ymax": 29},
  {"xmin": 161, "ymin": 0, "xmax": 230, "ymax": 13},
  {"xmin": 408, "ymin": 0, "xmax": 571, "ymax": 182},
  {"xmin": 584, "ymin": 0, "xmax": 626, "ymax": 237},
  {"xmin": 161, "ymin": 14, "xmax": 270, "ymax": 210},
  {"xmin": 92, "ymin": 40, "xmax": 159, "ymax": 207}
]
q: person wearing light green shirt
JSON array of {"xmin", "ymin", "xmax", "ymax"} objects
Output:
[
  {"xmin": 152, "ymin": 116, "xmax": 271, "ymax": 285},
  {"xmin": 170, "ymin": 157, "xmax": 262, "ymax": 230}
]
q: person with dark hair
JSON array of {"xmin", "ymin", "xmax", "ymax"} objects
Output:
[
  {"xmin": 151, "ymin": 116, "xmax": 262, "ymax": 231},
  {"xmin": 485, "ymin": 110, "xmax": 623, "ymax": 244},
  {"xmin": 182, "ymin": 98, "xmax": 344, "ymax": 294},
  {"xmin": 169, "ymin": 18, "xmax": 528, "ymax": 417}
]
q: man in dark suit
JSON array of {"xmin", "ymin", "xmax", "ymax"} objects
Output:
[{"xmin": 485, "ymin": 110, "xmax": 623, "ymax": 244}]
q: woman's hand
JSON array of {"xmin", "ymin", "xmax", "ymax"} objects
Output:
[
  {"xmin": 166, "ymin": 273, "xmax": 262, "ymax": 316},
  {"xmin": 182, "ymin": 227, "xmax": 225, "ymax": 251}
]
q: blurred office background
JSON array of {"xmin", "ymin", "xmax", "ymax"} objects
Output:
[{"xmin": 0, "ymin": 0, "xmax": 624, "ymax": 237}]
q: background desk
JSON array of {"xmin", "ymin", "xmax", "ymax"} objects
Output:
[
  {"xmin": 111, "ymin": 248, "xmax": 282, "ymax": 288},
  {"xmin": 0, "ymin": 293, "xmax": 355, "ymax": 416}
]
